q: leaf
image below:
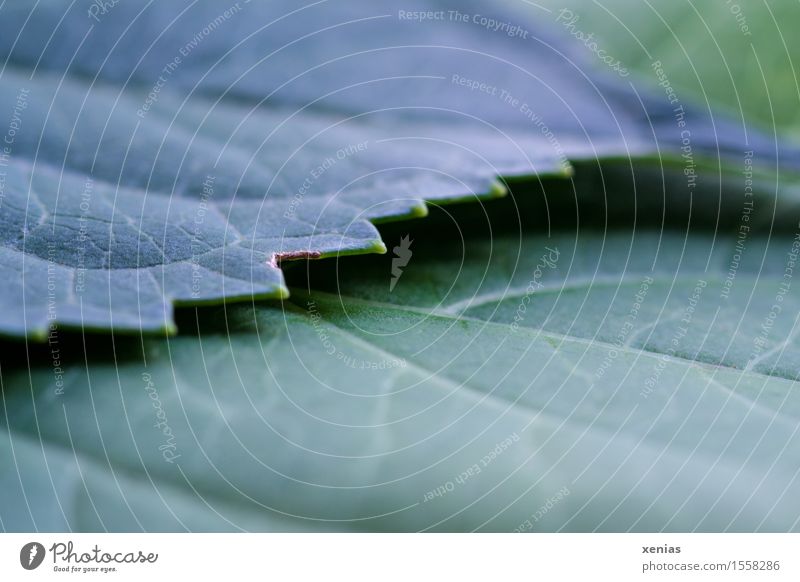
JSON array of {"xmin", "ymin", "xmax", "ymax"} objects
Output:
[
  {"xmin": 530, "ymin": 0, "xmax": 800, "ymax": 135},
  {"xmin": 0, "ymin": 0, "xmax": 793, "ymax": 338},
  {"xmin": 3, "ymin": 212, "xmax": 799, "ymax": 531}
]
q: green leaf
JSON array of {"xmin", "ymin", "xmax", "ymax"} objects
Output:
[
  {"xmin": 3, "ymin": 210, "xmax": 799, "ymax": 531},
  {"xmin": 0, "ymin": 69, "xmax": 562, "ymax": 339},
  {"xmin": 0, "ymin": 0, "xmax": 791, "ymax": 338}
]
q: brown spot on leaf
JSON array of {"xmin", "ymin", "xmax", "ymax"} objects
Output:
[{"xmin": 268, "ymin": 250, "xmax": 323, "ymax": 269}]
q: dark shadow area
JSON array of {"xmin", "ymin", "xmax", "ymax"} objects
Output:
[{"xmin": 286, "ymin": 158, "xmax": 792, "ymax": 290}]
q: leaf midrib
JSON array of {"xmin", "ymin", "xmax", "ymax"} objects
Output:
[{"xmin": 294, "ymin": 287, "xmax": 798, "ymax": 386}]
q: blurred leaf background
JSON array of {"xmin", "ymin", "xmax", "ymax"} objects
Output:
[{"xmin": 531, "ymin": 0, "xmax": 800, "ymax": 135}]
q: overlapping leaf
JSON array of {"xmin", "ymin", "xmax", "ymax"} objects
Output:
[{"xmin": 0, "ymin": 0, "xmax": 793, "ymax": 337}]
